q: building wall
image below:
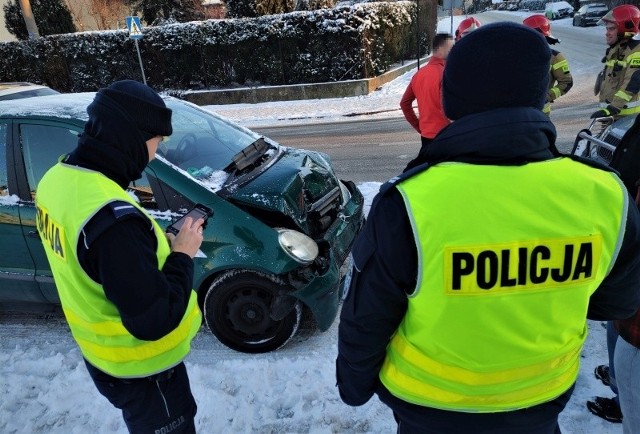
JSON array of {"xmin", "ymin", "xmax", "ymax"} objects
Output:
[{"xmin": 0, "ymin": 0, "xmax": 17, "ymax": 42}]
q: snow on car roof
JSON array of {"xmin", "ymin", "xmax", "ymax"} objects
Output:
[
  {"xmin": 0, "ymin": 93, "xmax": 95, "ymax": 120},
  {"xmin": 0, "ymin": 92, "xmax": 176, "ymax": 121}
]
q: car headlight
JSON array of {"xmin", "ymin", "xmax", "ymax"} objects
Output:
[{"xmin": 277, "ymin": 229, "xmax": 319, "ymax": 264}]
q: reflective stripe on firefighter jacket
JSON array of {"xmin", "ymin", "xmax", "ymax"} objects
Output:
[
  {"xmin": 379, "ymin": 158, "xmax": 628, "ymax": 412},
  {"xmin": 35, "ymin": 163, "xmax": 202, "ymax": 378},
  {"xmin": 544, "ymin": 50, "xmax": 573, "ymax": 115},
  {"xmin": 599, "ymin": 38, "xmax": 640, "ymax": 117}
]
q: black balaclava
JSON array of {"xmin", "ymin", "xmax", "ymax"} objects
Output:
[{"xmin": 66, "ymin": 80, "xmax": 172, "ymax": 189}]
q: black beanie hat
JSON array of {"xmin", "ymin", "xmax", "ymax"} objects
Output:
[
  {"xmin": 442, "ymin": 22, "xmax": 551, "ymax": 120},
  {"xmin": 93, "ymin": 80, "xmax": 173, "ymax": 138}
]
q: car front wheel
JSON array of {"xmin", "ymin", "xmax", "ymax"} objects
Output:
[{"xmin": 203, "ymin": 270, "xmax": 302, "ymax": 353}]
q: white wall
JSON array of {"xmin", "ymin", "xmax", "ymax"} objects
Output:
[{"xmin": 0, "ymin": 0, "xmax": 17, "ymax": 42}]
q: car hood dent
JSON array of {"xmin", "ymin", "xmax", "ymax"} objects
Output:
[{"xmin": 226, "ymin": 148, "xmax": 339, "ymax": 227}]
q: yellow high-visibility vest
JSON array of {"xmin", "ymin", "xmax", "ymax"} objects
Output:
[
  {"xmin": 36, "ymin": 163, "xmax": 201, "ymax": 378},
  {"xmin": 381, "ymin": 158, "xmax": 627, "ymax": 412}
]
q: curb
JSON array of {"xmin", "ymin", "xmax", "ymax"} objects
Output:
[{"xmin": 180, "ymin": 56, "xmax": 428, "ymax": 106}]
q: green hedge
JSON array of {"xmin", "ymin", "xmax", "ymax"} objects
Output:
[{"xmin": 0, "ymin": 2, "xmax": 427, "ymax": 92}]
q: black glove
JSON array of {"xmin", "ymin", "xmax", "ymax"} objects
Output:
[{"xmin": 590, "ymin": 105, "xmax": 621, "ymax": 118}]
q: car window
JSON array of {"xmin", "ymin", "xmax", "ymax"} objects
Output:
[
  {"xmin": 20, "ymin": 124, "xmax": 78, "ymax": 197},
  {"xmin": 16, "ymin": 122, "xmax": 190, "ymax": 213},
  {"xmin": 161, "ymin": 99, "xmax": 261, "ymax": 173},
  {"xmin": 0, "ymin": 123, "xmax": 7, "ymax": 195}
]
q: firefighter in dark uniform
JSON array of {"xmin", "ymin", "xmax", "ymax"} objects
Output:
[
  {"xmin": 593, "ymin": 4, "xmax": 640, "ymax": 119},
  {"xmin": 523, "ymin": 14, "xmax": 573, "ymax": 116},
  {"xmin": 35, "ymin": 80, "xmax": 204, "ymax": 433},
  {"xmin": 336, "ymin": 23, "xmax": 640, "ymax": 434}
]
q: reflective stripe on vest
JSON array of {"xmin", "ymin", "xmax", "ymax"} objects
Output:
[
  {"xmin": 36, "ymin": 163, "xmax": 202, "ymax": 378},
  {"xmin": 380, "ymin": 158, "xmax": 627, "ymax": 412},
  {"xmin": 598, "ymin": 101, "xmax": 640, "ymax": 116}
]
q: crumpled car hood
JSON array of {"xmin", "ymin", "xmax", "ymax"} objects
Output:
[{"xmin": 225, "ymin": 147, "xmax": 341, "ymax": 232}]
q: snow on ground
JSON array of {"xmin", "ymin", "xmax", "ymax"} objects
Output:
[{"xmin": 0, "ymin": 13, "xmax": 625, "ymax": 434}]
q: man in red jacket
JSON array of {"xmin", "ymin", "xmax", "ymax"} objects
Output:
[{"xmin": 400, "ymin": 33, "xmax": 454, "ymax": 171}]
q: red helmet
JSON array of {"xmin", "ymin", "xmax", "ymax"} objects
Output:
[
  {"xmin": 455, "ymin": 17, "xmax": 481, "ymax": 41},
  {"xmin": 523, "ymin": 14, "xmax": 559, "ymax": 43},
  {"xmin": 523, "ymin": 14, "xmax": 552, "ymax": 37},
  {"xmin": 599, "ymin": 4, "xmax": 640, "ymax": 38}
]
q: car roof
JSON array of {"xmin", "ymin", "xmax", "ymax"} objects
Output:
[
  {"xmin": 0, "ymin": 82, "xmax": 59, "ymax": 98},
  {"xmin": 0, "ymin": 92, "xmax": 179, "ymax": 122},
  {"xmin": 0, "ymin": 81, "xmax": 46, "ymax": 90},
  {"xmin": 0, "ymin": 93, "xmax": 95, "ymax": 121}
]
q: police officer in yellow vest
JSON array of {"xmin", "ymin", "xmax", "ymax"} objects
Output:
[
  {"xmin": 35, "ymin": 80, "xmax": 204, "ymax": 433},
  {"xmin": 337, "ymin": 23, "xmax": 640, "ymax": 434},
  {"xmin": 592, "ymin": 5, "xmax": 640, "ymax": 120}
]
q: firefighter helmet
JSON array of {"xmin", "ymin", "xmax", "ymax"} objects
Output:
[
  {"xmin": 599, "ymin": 4, "xmax": 640, "ymax": 39},
  {"xmin": 455, "ymin": 17, "xmax": 481, "ymax": 41},
  {"xmin": 523, "ymin": 14, "xmax": 559, "ymax": 44}
]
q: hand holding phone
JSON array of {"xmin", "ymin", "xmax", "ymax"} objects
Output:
[{"xmin": 166, "ymin": 204, "xmax": 213, "ymax": 235}]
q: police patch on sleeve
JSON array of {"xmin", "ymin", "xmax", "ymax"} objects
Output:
[{"xmin": 444, "ymin": 235, "xmax": 602, "ymax": 294}]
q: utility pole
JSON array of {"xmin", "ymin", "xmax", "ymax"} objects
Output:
[
  {"xmin": 18, "ymin": 0, "xmax": 40, "ymax": 39},
  {"xmin": 416, "ymin": 0, "xmax": 420, "ymax": 68}
]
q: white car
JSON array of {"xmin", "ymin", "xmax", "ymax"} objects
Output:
[
  {"xmin": 0, "ymin": 82, "xmax": 59, "ymax": 101},
  {"xmin": 545, "ymin": 1, "xmax": 574, "ymax": 20}
]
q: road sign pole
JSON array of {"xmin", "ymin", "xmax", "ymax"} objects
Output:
[
  {"xmin": 126, "ymin": 16, "xmax": 146, "ymax": 85},
  {"xmin": 134, "ymin": 39, "xmax": 147, "ymax": 85}
]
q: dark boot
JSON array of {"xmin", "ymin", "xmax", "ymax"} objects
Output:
[
  {"xmin": 586, "ymin": 396, "xmax": 622, "ymax": 423},
  {"xmin": 594, "ymin": 365, "xmax": 611, "ymax": 387}
]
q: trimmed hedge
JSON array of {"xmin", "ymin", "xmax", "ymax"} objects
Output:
[{"xmin": 0, "ymin": 1, "xmax": 425, "ymax": 92}]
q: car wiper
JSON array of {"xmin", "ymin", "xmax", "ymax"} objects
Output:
[{"xmin": 224, "ymin": 137, "xmax": 272, "ymax": 172}]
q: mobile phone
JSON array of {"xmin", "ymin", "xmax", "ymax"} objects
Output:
[{"xmin": 166, "ymin": 204, "xmax": 213, "ymax": 235}]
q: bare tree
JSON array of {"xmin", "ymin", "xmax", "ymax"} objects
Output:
[{"xmin": 65, "ymin": 0, "xmax": 128, "ymax": 31}]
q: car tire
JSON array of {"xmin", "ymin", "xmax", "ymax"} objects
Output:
[
  {"xmin": 203, "ymin": 270, "xmax": 302, "ymax": 353},
  {"xmin": 572, "ymin": 18, "xmax": 577, "ymax": 26}
]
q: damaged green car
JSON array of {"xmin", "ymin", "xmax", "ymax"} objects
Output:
[{"xmin": 0, "ymin": 94, "xmax": 364, "ymax": 353}]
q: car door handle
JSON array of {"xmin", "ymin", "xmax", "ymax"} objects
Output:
[{"xmin": 28, "ymin": 231, "xmax": 41, "ymax": 239}]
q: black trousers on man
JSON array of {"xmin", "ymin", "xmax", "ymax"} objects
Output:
[{"xmin": 85, "ymin": 359, "xmax": 197, "ymax": 433}]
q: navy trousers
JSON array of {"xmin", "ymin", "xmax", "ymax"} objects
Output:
[{"xmin": 85, "ymin": 360, "xmax": 197, "ymax": 433}]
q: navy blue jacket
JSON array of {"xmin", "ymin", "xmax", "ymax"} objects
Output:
[{"xmin": 336, "ymin": 108, "xmax": 640, "ymax": 417}]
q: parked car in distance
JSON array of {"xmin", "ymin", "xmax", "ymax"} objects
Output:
[
  {"xmin": 572, "ymin": 3, "xmax": 608, "ymax": 27},
  {"xmin": 545, "ymin": 1, "xmax": 574, "ymax": 20},
  {"xmin": 0, "ymin": 82, "xmax": 59, "ymax": 101},
  {"xmin": 0, "ymin": 93, "xmax": 364, "ymax": 353}
]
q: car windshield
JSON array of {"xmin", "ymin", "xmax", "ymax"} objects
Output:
[{"xmin": 160, "ymin": 99, "xmax": 270, "ymax": 176}]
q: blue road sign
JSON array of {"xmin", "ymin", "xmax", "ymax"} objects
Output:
[{"xmin": 126, "ymin": 16, "xmax": 143, "ymax": 39}]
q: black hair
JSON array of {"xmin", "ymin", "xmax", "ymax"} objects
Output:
[{"xmin": 433, "ymin": 33, "xmax": 454, "ymax": 51}]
